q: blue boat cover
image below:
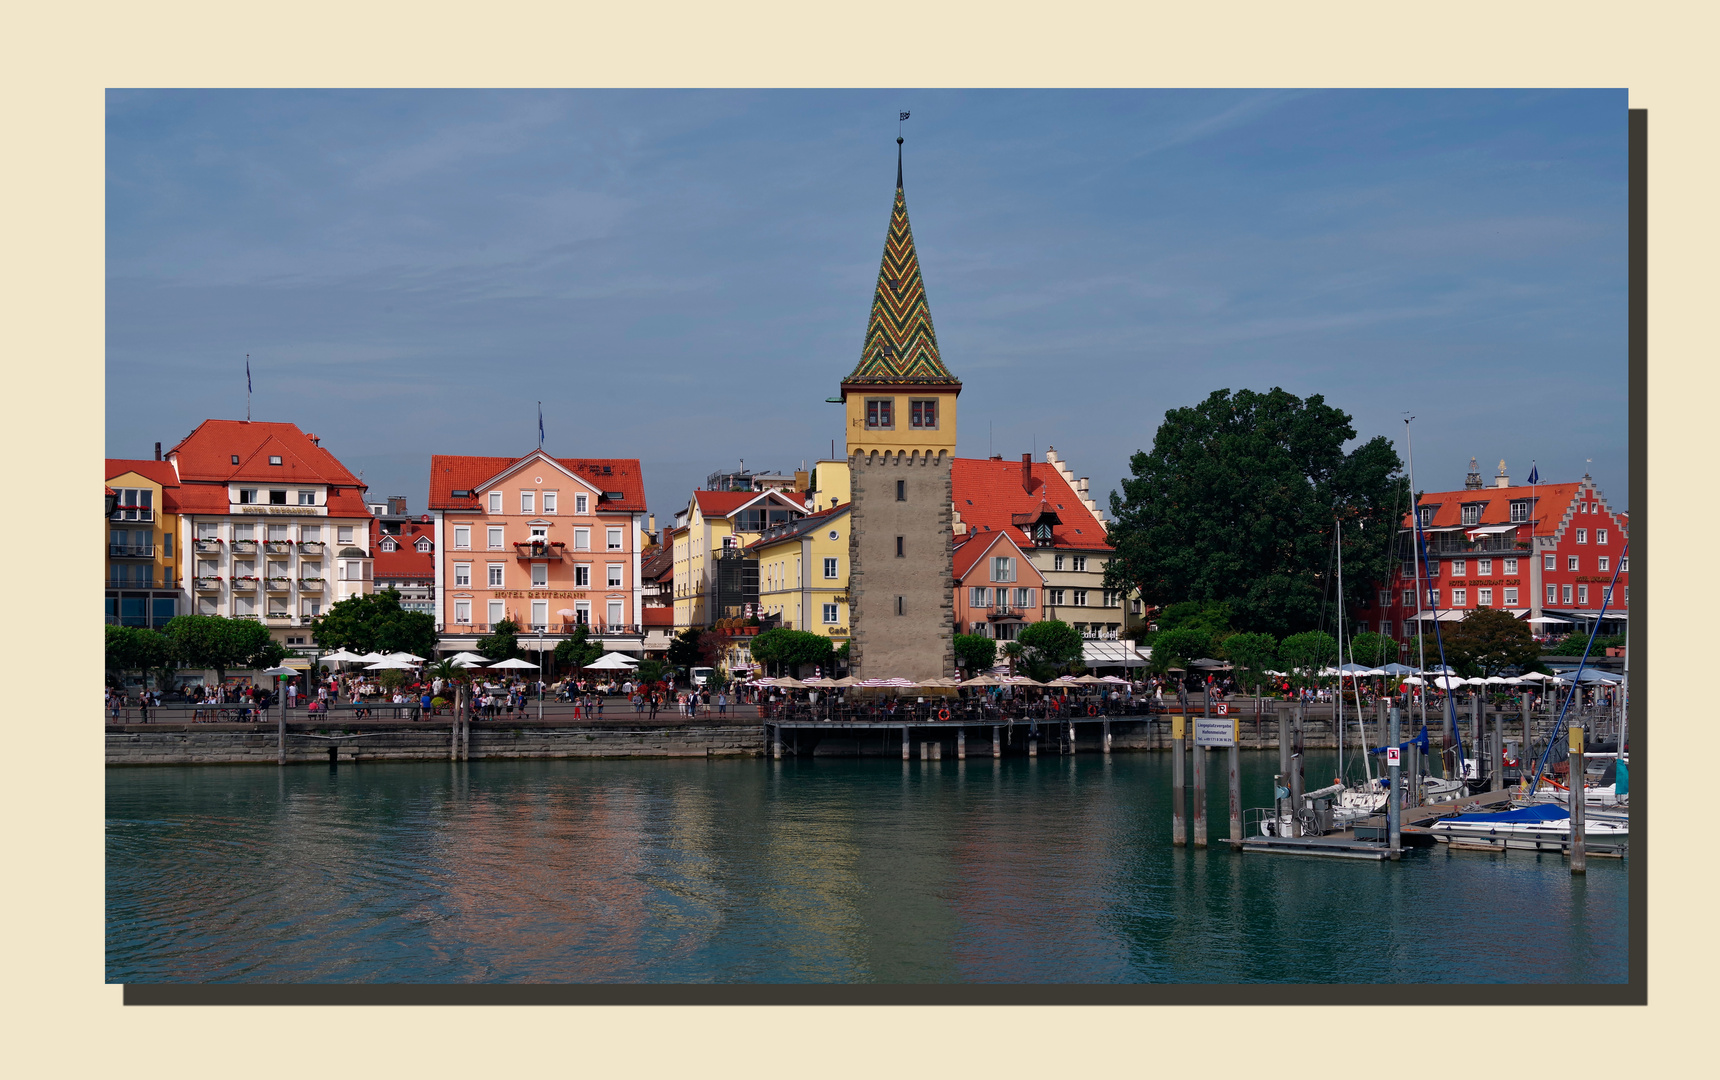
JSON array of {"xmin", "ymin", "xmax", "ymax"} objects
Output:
[{"xmin": 1446, "ymin": 803, "xmax": 1570, "ymax": 824}]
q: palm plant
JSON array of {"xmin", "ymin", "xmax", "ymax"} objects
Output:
[{"xmin": 1002, "ymin": 641, "xmax": 1024, "ymax": 678}]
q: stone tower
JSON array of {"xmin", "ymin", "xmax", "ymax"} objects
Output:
[{"xmin": 841, "ymin": 138, "xmax": 960, "ymax": 680}]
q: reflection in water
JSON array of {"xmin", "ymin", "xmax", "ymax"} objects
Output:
[{"xmin": 107, "ymin": 753, "xmax": 1628, "ymax": 984}]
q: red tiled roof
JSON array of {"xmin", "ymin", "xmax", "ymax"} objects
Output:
[
  {"xmin": 742, "ymin": 504, "xmax": 847, "ymax": 551},
  {"xmin": 642, "ymin": 607, "xmax": 675, "ymax": 626},
  {"xmin": 692, "ymin": 490, "xmax": 761, "ymax": 516},
  {"xmin": 952, "ymin": 529, "xmax": 1043, "ymax": 581},
  {"xmin": 428, "ymin": 451, "xmax": 647, "ymax": 513},
  {"xmin": 167, "ymin": 482, "xmax": 373, "ymax": 518},
  {"xmin": 167, "ymin": 420, "xmax": 364, "ymax": 486},
  {"xmin": 374, "ymin": 547, "xmax": 435, "ymax": 581},
  {"xmin": 951, "ymin": 457, "xmax": 1113, "ymax": 552},
  {"xmin": 1408, "ymin": 482, "xmax": 1583, "ymax": 534},
  {"xmin": 106, "ymin": 459, "xmax": 180, "ymax": 488}
]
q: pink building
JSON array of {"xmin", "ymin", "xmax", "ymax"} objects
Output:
[
  {"xmin": 428, "ymin": 449, "xmax": 649, "ymax": 659},
  {"xmin": 952, "ymin": 529, "xmax": 1045, "ymax": 642}
]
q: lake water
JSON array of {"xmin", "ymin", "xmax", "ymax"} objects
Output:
[{"xmin": 106, "ymin": 752, "xmax": 1628, "ymax": 983}]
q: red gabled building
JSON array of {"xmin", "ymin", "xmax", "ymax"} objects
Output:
[
  {"xmin": 371, "ymin": 512, "xmax": 436, "ymax": 615},
  {"xmin": 1355, "ymin": 461, "xmax": 1629, "ymax": 647}
]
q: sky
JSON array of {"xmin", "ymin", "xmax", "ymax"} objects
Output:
[{"xmin": 106, "ymin": 89, "xmax": 1629, "ymax": 520}]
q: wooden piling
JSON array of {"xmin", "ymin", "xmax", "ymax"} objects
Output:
[
  {"xmin": 1227, "ymin": 732, "xmax": 1242, "ymax": 845},
  {"xmin": 1388, "ymin": 705, "xmax": 1402, "ymax": 860},
  {"xmin": 1193, "ymin": 689, "xmax": 1209, "ymax": 846},
  {"xmin": 957, "ymin": 729, "xmax": 966, "ymax": 760},
  {"xmin": 1103, "ymin": 720, "xmax": 1112, "ymax": 755},
  {"xmin": 277, "ymin": 698, "xmax": 286, "ymax": 766},
  {"xmin": 902, "ymin": 727, "xmax": 910, "ymax": 760},
  {"xmin": 992, "ymin": 725, "xmax": 1001, "ymax": 758},
  {"xmin": 1290, "ymin": 701, "xmax": 1305, "ymax": 837},
  {"xmin": 1570, "ymin": 725, "xmax": 1587, "ymax": 874},
  {"xmin": 1171, "ymin": 715, "xmax": 1186, "ymax": 846},
  {"xmin": 1028, "ymin": 735, "xmax": 1038, "ymax": 757},
  {"xmin": 932, "ymin": 741, "xmax": 942, "ymax": 760},
  {"xmin": 1276, "ymin": 707, "xmax": 1291, "ymax": 836},
  {"xmin": 1490, "ymin": 713, "xmax": 1503, "ymax": 792},
  {"xmin": 772, "ymin": 725, "xmax": 783, "ymax": 760},
  {"xmin": 921, "ymin": 739, "xmax": 929, "ymax": 760},
  {"xmin": 1521, "ymin": 695, "xmax": 1533, "ymax": 791}
]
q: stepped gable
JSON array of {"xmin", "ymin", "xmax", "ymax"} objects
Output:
[
  {"xmin": 842, "ymin": 141, "xmax": 960, "ymax": 391},
  {"xmin": 952, "ymin": 457, "xmax": 1112, "ymax": 552}
]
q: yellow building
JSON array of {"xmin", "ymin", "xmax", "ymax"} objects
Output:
[
  {"xmin": 106, "ymin": 458, "xmax": 184, "ymax": 629},
  {"xmin": 747, "ymin": 503, "xmax": 853, "ymax": 642},
  {"xmin": 672, "ymin": 488, "xmax": 810, "ymax": 630}
]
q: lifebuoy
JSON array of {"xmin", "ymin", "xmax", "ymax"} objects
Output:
[
  {"xmin": 1087, "ymin": 703, "xmax": 1099, "ymax": 716},
  {"xmin": 938, "ymin": 707, "xmax": 950, "ymax": 721}
]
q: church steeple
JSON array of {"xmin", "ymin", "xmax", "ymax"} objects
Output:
[{"xmin": 842, "ymin": 138, "xmax": 960, "ymax": 392}]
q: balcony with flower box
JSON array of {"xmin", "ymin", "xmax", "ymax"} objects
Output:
[
  {"xmin": 230, "ymin": 576, "xmax": 258, "ymax": 592},
  {"xmin": 230, "ymin": 538, "xmax": 257, "ymax": 555},
  {"xmin": 266, "ymin": 577, "xmax": 294, "ymax": 592},
  {"xmin": 298, "ymin": 578, "xmax": 324, "ymax": 592},
  {"xmin": 195, "ymin": 576, "xmax": 223, "ymax": 592},
  {"xmin": 514, "ymin": 540, "xmax": 566, "ymax": 561},
  {"xmin": 264, "ymin": 610, "xmax": 292, "ymax": 623},
  {"xmin": 264, "ymin": 540, "xmax": 294, "ymax": 556},
  {"xmin": 297, "ymin": 541, "xmax": 325, "ymax": 556},
  {"xmin": 194, "ymin": 538, "xmax": 224, "ymax": 555}
]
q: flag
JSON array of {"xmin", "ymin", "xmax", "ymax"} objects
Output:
[
  {"xmin": 899, "ymin": 111, "xmax": 910, "ymax": 121},
  {"xmin": 246, "ymin": 357, "xmax": 252, "ymax": 394},
  {"xmin": 538, "ymin": 402, "xmax": 544, "ymax": 446},
  {"xmin": 1527, "ymin": 463, "xmax": 1538, "ymax": 485}
]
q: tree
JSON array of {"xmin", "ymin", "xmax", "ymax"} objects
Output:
[
  {"xmin": 310, "ymin": 588, "xmax": 435, "ymax": 657},
  {"xmin": 162, "ymin": 614, "xmax": 285, "ymax": 685},
  {"xmin": 1442, "ymin": 608, "xmax": 1540, "ymax": 677},
  {"xmin": 751, "ymin": 628, "xmax": 834, "ymax": 677},
  {"xmin": 953, "ymin": 633, "xmax": 998, "ymax": 674},
  {"xmin": 1145, "ymin": 627, "xmax": 1211, "ymax": 676},
  {"xmin": 554, "ymin": 624, "xmax": 603, "ymax": 674},
  {"xmin": 1001, "ymin": 641, "xmax": 1024, "ymax": 677},
  {"xmin": 1348, "ymin": 631, "xmax": 1400, "ymax": 668},
  {"xmin": 1018, "ymin": 619, "xmax": 1084, "ymax": 674},
  {"xmin": 666, "ymin": 628, "xmax": 704, "ymax": 670},
  {"xmin": 1278, "ymin": 630, "xmax": 1338, "ymax": 689},
  {"xmin": 106, "ymin": 625, "xmax": 168, "ymax": 685},
  {"xmin": 1153, "ymin": 600, "xmax": 1233, "ymax": 639},
  {"xmin": 635, "ymin": 658, "xmax": 666, "ymax": 686},
  {"xmin": 1104, "ymin": 387, "xmax": 1406, "ymax": 638},
  {"xmin": 477, "ymin": 618, "xmax": 522, "ymax": 662},
  {"xmin": 1220, "ymin": 631, "xmax": 1277, "ymax": 694}
]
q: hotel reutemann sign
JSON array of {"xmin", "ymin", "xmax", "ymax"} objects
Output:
[{"xmin": 487, "ymin": 590, "xmax": 590, "ymax": 599}]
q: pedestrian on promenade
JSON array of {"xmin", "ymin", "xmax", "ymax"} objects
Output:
[
  {"xmin": 717, "ymin": 691, "xmax": 727, "ymax": 716},
  {"xmin": 648, "ymin": 691, "xmax": 659, "ymax": 721}
]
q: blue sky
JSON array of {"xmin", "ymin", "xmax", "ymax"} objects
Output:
[{"xmin": 106, "ymin": 90, "xmax": 1628, "ymax": 519}]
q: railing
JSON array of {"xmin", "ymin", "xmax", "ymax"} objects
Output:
[
  {"xmin": 231, "ymin": 539, "xmax": 257, "ymax": 554},
  {"xmin": 298, "ymin": 579, "xmax": 324, "ymax": 590},
  {"xmin": 266, "ymin": 578, "xmax": 293, "ymax": 591},
  {"xmin": 107, "ymin": 576, "xmax": 155, "ymax": 588},
  {"xmin": 514, "ymin": 541, "xmax": 566, "ymax": 559},
  {"xmin": 297, "ymin": 541, "xmax": 325, "ymax": 554},
  {"xmin": 109, "ymin": 544, "xmax": 156, "ymax": 558},
  {"xmin": 111, "ymin": 507, "xmax": 155, "ymax": 523},
  {"xmin": 195, "ymin": 577, "xmax": 222, "ymax": 590},
  {"xmin": 194, "ymin": 539, "xmax": 223, "ymax": 554},
  {"xmin": 264, "ymin": 541, "xmax": 294, "ymax": 555},
  {"xmin": 264, "ymin": 611, "xmax": 292, "ymax": 621},
  {"xmin": 987, "ymin": 605, "xmax": 1023, "ymax": 619},
  {"xmin": 231, "ymin": 577, "xmax": 258, "ymax": 591},
  {"xmin": 434, "ymin": 621, "xmax": 645, "ymax": 636}
]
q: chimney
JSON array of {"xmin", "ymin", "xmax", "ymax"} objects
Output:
[
  {"xmin": 1021, "ymin": 453, "xmax": 1034, "ymax": 494},
  {"xmin": 388, "ymin": 496, "xmax": 406, "ymax": 516},
  {"xmin": 154, "ymin": 442, "xmax": 161, "ymax": 461},
  {"xmin": 1465, "ymin": 457, "xmax": 1483, "ymax": 491},
  {"xmin": 306, "ymin": 433, "xmax": 320, "ymax": 446},
  {"xmin": 794, "ymin": 470, "xmax": 810, "ymax": 492},
  {"xmin": 1496, "ymin": 459, "xmax": 1510, "ymax": 488},
  {"xmin": 649, "ymin": 514, "xmax": 656, "ymax": 534}
]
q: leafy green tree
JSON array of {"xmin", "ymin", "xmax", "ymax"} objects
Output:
[
  {"xmin": 1219, "ymin": 631, "xmax": 1277, "ymax": 694},
  {"xmin": 477, "ymin": 618, "xmax": 522, "ymax": 662},
  {"xmin": 1018, "ymin": 619, "xmax": 1085, "ymax": 675},
  {"xmin": 1348, "ymin": 631, "xmax": 1400, "ymax": 668},
  {"xmin": 554, "ymin": 624, "xmax": 604, "ymax": 675},
  {"xmin": 1278, "ymin": 630, "xmax": 1339, "ymax": 689},
  {"xmin": 377, "ymin": 668, "xmax": 408, "ymax": 691},
  {"xmin": 162, "ymin": 614, "xmax": 285, "ymax": 685},
  {"xmin": 310, "ymin": 589, "xmax": 435, "ymax": 657},
  {"xmin": 1154, "ymin": 600, "xmax": 1234, "ymax": 638},
  {"xmin": 1442, "ymin": 608, "xmax": 1541, "ymax": 676},
  {"xmin": 1104, "ymin": 387, "xmax": 1406, "ymax": 637},
  {"xmin": 1001, "ymin": 641, "xmax": 1024, "ymax": 677},
  {"xmin": 666, "ymin": 627, "xmax": 704, "ymax": 670},
  {"xmin": 635, "ymin": 658, "xmax": 666, "ymax": 686},
  {"xmin": 751, "ymin": 628, "xmax": 835, "ymax": 676},
  {"xmin": 106, "ymin": 625, "xmax": 168, "ymax": 684},
  {"xmin": 953, "ymin": 633, "xmax": 999, "ymax": 674},
  {"xmin": 1146, "ymin": 627, "xmax": 1211, "ymax": 675}
]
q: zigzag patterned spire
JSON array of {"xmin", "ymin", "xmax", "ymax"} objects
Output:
[{"xmin": 844, "ymin": 143, "xmax": 959, "ymax": 388}]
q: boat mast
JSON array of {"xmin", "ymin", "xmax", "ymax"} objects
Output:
[
  {"xmin": 1335, "ymin": 518, "xmax": 1344, "ymax": 783},
  {"xmin": 1404, "ymin": 418, "xmax": 1428, "ymax": 737}
]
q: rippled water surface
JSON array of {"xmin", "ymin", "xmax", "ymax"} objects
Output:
[{"xmin": 107, "ymin": 753, "xmax": 1627, "ymax": 983}]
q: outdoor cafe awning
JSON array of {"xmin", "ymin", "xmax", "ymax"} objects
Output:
[
  {"xmin": 1464, "ymin": 525, "xmax": 1518, "ymax": 535},
  {"xmin": 1083, "ymin": 641, "xmax": 1150, "ymax": 668}
]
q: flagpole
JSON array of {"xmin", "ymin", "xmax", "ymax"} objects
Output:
[{"xmin": 246, "ymin": 353, "xmax": 252, "ymax": 422}]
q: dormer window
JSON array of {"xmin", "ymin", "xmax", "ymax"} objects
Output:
[
  {"xmin": 1461, "ymin": 505, "xmax": 1481, "ymax": 526},
  {"xmin": 1510, "ymin": 501, "xmax": 1530, "ymax": 523},
  {"xmin": 380, "ymin": 537, "xmax": 396, "ymax": 551},
  {"xmin": 230, "ymin": 455, "xmax": 240, "ymax": 465},
  {"xmin": 415, "ymin": 537, "xmax": 432, "ymax": 552},
  {"xmin": 1418, "ymin": 507, "xmax": 1433, "ymax": 527},
  {"xmin": 1035, "ymin": 523, "xmax": 1052, "ymax": 544},
  {"xmin": 269, "ymin": 455, "xmax": 283, "ymax": 466}
]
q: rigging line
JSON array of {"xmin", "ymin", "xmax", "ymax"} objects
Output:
[
  {"xmin": 1413, "ymin": 516, "xmax": 1464, "ymax": 772},
  {"xmin": 1528, "ymin": 542, "xmax": 1629, "ymax": 793}
]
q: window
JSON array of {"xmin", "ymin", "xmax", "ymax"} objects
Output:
[
  {"xmin": 1053, "ymin": 554, "xmax": 1065, "ymax": 571},
  {"xmin": 531, "ymin": 563, "xmax": 548, "ymax": 588},
  {"xmin": 1623, "ymin": 586, "xmax": 1629, "ymax": 604},
  {"xmin": 337, "ymin": 526, "xmax": 354, "ymax": 545},
  {"xmin": 198, "ymin": 522, "xmax": 220, "ymax": 540},
  {"xmin": 1504, "ymin": 558, "xmax": 1518, "ymax": 574},
  {"xmin": 1577, "ymin": 585, "xmax": 1589, "ymax": 605},
  {"xmin": 991, "ymin": 556, "xmax": 1015, "ymax": 582},
  {"xmin": 453, "ymin": 526, "xmax": 471, "ymax": 550},
  {"xmin": 1072, "ymin": 556, "xmax": 1087, "ymax": 572},
  {"xmin": 488, "ymin": 564, "xmax": 504, "ymax": 587},
  {"xmin": 1452, "ymin": 588, "xmax": 1467, "ymax": 607},
  {"xmin": 520, "ymin": 491, "xmax": 535, "ymax": 514},
  {"xmin": 1403, "ymin": 560, "xmax": 1415, "ymax": 578},
  {"xmin": 239, "ymin": 489, "xmax": 257, "ymax": 504},
  {"xmin": 1576, "ymin": 528, "xmax": 1587, "ymax": 544},
  {"xmin": 454, "ymin": 563, "xmax": 471, "ymax": 587},
  {"xmin": 607, "ymin": 600, "xmax": 624, "ymax": 627},
  {"xmin": 529, "ymin": 525, "xmax": 547, "ymax": 540},
  {"xmin": 722, "ymin": 536, "xmax": 736, "ymax": 550},
  {"xmin": 488, "ymin": 600, "xmax": 506, "ymax": 626},
  {"xmin": 531, "ymin": 600, "xmax": 548, "ymax": 629},
  {"xmin": 895, "ymin": 596, "xmax": 905, "ymax": 616},
  {"xmin": 1427, "ymin": 589, "xmax": 1440, "ymax": 607},
  {"xmin": 1461, "ymin": 505, "xmax": 1480, "ymax": 525},
  {"xmin": 1544, "ymin": 553, "xmax": 1555, "ymax": 570},
  {"xmin": 574, "ymin": 528, "xmax": 590, "ymax": 551},
  {"xmin": 575, "ymin": 494, "xmax": 588, "ymax": 515},
  {"xmin": 1602, "ymin": 585, "xmax": 1613, "ymax": 605},
  {"xmin": 1547, "ymin": 584, "xmax": 1557, "ymax": 605},
  {"xmin": 823, "ymin": 557, "xmax": 839, "ymax": 579},
  {"xmin": 1562, "ymin": 584, "xmax": 1573, "ymax": 605},
  {"xmin": 1477, "ymin": 588, "xmax": 1492, "ymax": 607},
  {"xmin": 607, "ymin": 564, "xmax": 623, "ymax": 588},
  {"xmin": 574, "ymin": 565, "xmax": 591, "ymax": 587},
  {"xmin": 1503, "ymin": 587, "xmax": 1518, "ymax": 606},
  {"xmin": 1620, "ymin": 557, "xmax": 1628, "ymax": 571},
  {"xmin": 1598, "ymin": 556, "xmax": 1609, "ymax": 572},
  {"xmin": 909, "ymin": 399, "xmax": 937, "ymax": 428},
  {"xmin": 866, "ymin": 398, "xmax": 894, "ymax": 429},
  {"xmin": 1477, "ymin": 558, "xmax": 1492, "ymax": 575},
  {"xmin": 162, "ymin": 533, "xmax": 172, "ymax": 557},
  {"xmin": 1510, "ymin": 501, "xmax": 1530, "ymax": 523},
  {"xmin": 970, "ymin": 587, "xmax": 991, "ymax": 607},
  {"xmin": 1379, "ymin": 590, "xmax": 1389, "ymax": 607},
  {"xmin": 1568, "ymin": 556, "xmax": 1579, "ymax": 572},
  {"xmin": 896, "ymin": 536, "xmax": 905, "ymax": 558},
  {"xmin": 488, "ymin": 492, "xmax": 502, "ymax": 514},
  {"xmin": 1072, "ymin": 589, "xmax": 1089, "ymax": 606},
  {"xmin": 1418, "ymin": 507, "xmax": 1433, "ymax": 527},
  {"xmin": 1380, "ymin": 621, "xmax": 1392, "ymax": 638},
  {"xmin": 896, "ymin": 479, "xmax": 906, "ymax": 501},
  {"xmin": 1102, "ymin": 589, "xmax": 1118, "ymax": 607},
  {"xmin": 1452, "ymin": 559, "xmax": 1466, "ymax": 576},
  {"xmin": 416, "ymin": 537, "xmax": 431, "ymax": 552},
  {"xmin": 1016, "ymin": 588, "xmax": 1035, "ymax": 608},
  {"xmin": 487, "ymin": 526, "xmax": 504, "ymax": 550},
  {"xmin": 1596, "ymin": 528, "xmax": 1608, "ymax": 545},
  {"xmin": 380, "ymin": 537, "xmax": 397, "ymax": 552},
  {"xmin": 543, "ymin": 492, "xmax": 557, "ymax": 514},
  {"xmin": 575, "ymin": 602, "xmax": 591, "ymax": 624},
  {"xmin": 607, "ymin": 528, "xmax": 623, "ymax": 551},
  {"xmin": 269, "ymin": 490, "xmax": 287, "ymax": 505},
  {"xmin": 1047, "ymin": 589, "xmax": 1065, "ymax": 606},
  {"xmin": 823, "ymin": 603, "xmax": 839, "ymax": 624},
  {"xmin": 297, "ymin": 490, "xmax": 315, "ymax": 506}
]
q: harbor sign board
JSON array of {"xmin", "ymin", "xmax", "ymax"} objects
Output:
[{"xmin": 1194, "ymin": 716, "xmax": 1238, "ymax": 748}]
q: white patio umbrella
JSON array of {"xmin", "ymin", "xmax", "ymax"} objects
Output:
[
  {"xmin": 1526, "ymin": 616, "xmax": 1572, "ymax": 625},
  {"xmin": 1517, "ymin": 671, "xmax": 1550, "ymax": 681},
  {"xmin": 446, "ymin": 651, "xmax": 488, "ymax": 664},
  {"xmin": 1465, "ymin": 677, "xmax": 1488, "ymax": 686},
  {"xmin": 451, "ymin": 657, "xmax": 488, "ymax": 668},
  {"xmin": 385, "ymin": 651, "xmax": 426, "ymax": 663},
  {"xmin": 486, "ymin": 658, "xmax": 540, "ymax": 670},
  {"xmin": 1400, "ymin": 676, "xmax": 1425, "ymax": 685},
  {"xmin": 321, "ymin": 649, "xmax": 366, "ymax": 664},
  {"xmin": 260, "ymin": 665, "xmax": 298, "ymax": 677},
  {"xmin": 773, "ymin": 677, "xmax": 810, "ymax": 690},
  {"xmin": 585, "ymin": 652, "xmax": 639, "ymax": 670},
  {"xmin": 356, "ymin": 651, "xmax": 387, "ymax": 663},
  {"xmin": 363, "ymin": 658, "xmax": 418, "ymax": 670},
  {"xmin": 1484, "ymin": 676, "xmax": 1510, "ymax": 684}
]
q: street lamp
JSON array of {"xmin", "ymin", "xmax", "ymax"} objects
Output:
[{"xmin": 105, "ymin": 488, "xmax": 119, "ymax": 520}]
